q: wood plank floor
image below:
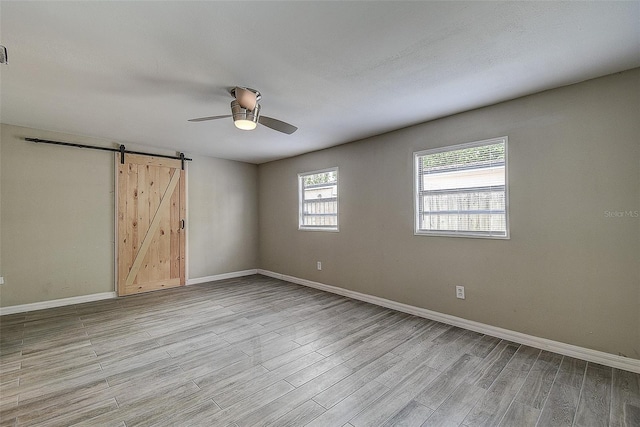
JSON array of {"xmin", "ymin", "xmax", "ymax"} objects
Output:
[{"xmin": 1, "ymin": 274, "xmax": 638, "ymax": 426}]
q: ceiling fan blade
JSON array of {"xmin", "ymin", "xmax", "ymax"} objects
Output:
[
  {"xmin": 258, "ymin": 116, "xmax": 298, "ymax": 134},
  {"xmin": 233, "ymin": 87, "xmax": 258, "ymax": 111},
  {"xmin": 188, "ymin": 114, "xmax": 232, "ymax": 122}
]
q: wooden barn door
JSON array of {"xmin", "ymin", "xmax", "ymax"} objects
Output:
[{"xmin": 116, "ymin": 153, "xmax": 186, "ymax": 296}]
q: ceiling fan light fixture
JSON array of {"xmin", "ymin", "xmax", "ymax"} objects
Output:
[
  {"xmin": 188, "ymin": 88, "xmax": 296, "ymax": 134},
  {"xmin": 234, "ymin": 119, "xmax": 257, "ymax": 131},
  {"xmin": 231, "ymin": 100, "xmax": 260, "ymax": 131}
]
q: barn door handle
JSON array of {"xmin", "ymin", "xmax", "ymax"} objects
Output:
[{"xmin": 180, "ymin": 219, "xmax": 185, "ymax": 229}]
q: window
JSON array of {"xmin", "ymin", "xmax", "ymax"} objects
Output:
[
  {"xmin": 414, "ymin": 137, "xmax": 508, "ymax": 238},
  {"xmin": 299, "ymin": 168, "xmax": 338, "ymax": 231}
]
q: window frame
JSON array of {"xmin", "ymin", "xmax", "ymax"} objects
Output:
[
  {"xmin": 298, "ymin": 167, "xmax": 339, "ymax": 232},
  {"xmin": 413, "ymin": 137, "xmax": 509, "ymax": 239}
]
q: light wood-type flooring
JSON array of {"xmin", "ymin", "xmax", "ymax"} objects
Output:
[{"xmin": 1, "ymin": 275, "xmax": 639, "ymax": 426}]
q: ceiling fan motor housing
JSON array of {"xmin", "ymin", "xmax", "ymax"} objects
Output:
[{"xmin": 231, "ymin": 100, "xmax": 260, "ymax": 129}]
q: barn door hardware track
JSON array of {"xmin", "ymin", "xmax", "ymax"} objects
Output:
[{"xmin": 25, "ymin": 138, "xmax": 192, "ymax": 169}]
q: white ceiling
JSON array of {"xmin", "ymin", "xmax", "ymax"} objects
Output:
[{"xmin": 1, "ymin": 1, "xmax": 639, "ymax": 164}]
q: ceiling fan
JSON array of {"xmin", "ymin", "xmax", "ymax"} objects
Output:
[{"xmin": 188, "ymin": 87, "xmax": 298, "ymax": 134}]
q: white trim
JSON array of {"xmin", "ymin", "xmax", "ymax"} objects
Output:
[
  {"xmin": 257, "ymin": 269, "xmax": 640, "ymax": 374},
  {"xmin": 186, "ymin": 269, "xmax": 258, "ymax": 286},
  {"xmin": 0, "ymin": 267, "xmax": 257, "ymax": 315},
  {"xmin": 0, "ymin": 292, "xmax": 117, "ymax": 316}
]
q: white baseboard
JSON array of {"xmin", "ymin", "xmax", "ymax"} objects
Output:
[
  {"xmin": 257, "ymin": 269, "xmax": 640, "ymax": 374},
  {"xmin": 0, "ymin": 292, "xmax": 117, "ymax": 316},
  {"xmin": 0, "ymin": 268, "xmax": 258, "ymax": 315},
  {"xmin": 187, "ymin": 269, "xmax": 258, "ymax": 286}
]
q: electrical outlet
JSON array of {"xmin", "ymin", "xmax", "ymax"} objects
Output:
[
  {"xmin": 0, "ymin": 277, "xmax": 4, "ymax": 285},
  {"xmin": 456, "ymin": 286, "xmax": 465, "ymax": 299},
  {"xmin": 317, "ymin": 261, "xmax": 322, "ymax": 271}
]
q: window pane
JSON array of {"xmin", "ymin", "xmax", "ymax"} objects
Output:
[
  {"xmin": 415, "ymin": 138, "xmax": 508, "ymax": 238},
  {"xmin": 299, "ymin": 168, "xmax": 339, "ymax": 231}
]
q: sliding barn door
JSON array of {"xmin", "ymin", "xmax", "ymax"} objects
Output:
[{"xmin": 116, "ymin": 153, "xmax": 186, "ymax": 296}]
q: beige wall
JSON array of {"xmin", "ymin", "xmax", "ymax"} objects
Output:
[
  {"xmin": 0, "ymin": 125, "xmax": 114, "ymax": 306},
  {"xmin": 1, "ymin": 70, "xmax": 637, "ymax": 358},
  {"xmin": 0, "ymin": 124, "xmax": 258, "ymax": 307},
  {"xmin": 258, "ymin": 69, "xmax": 640, "ymax": 359},
  {"xmin": 187, "ymin": 155, "xmax": 258, "ymax": 278}
]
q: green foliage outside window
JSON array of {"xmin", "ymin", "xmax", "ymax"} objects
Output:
[
  {"xmin": 303, "ymin": 171, "xmax": 337, "ymax": 186},
  {"xmin": 423, "ymin": 143, "xmax": 505, "ymax": 170}
]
